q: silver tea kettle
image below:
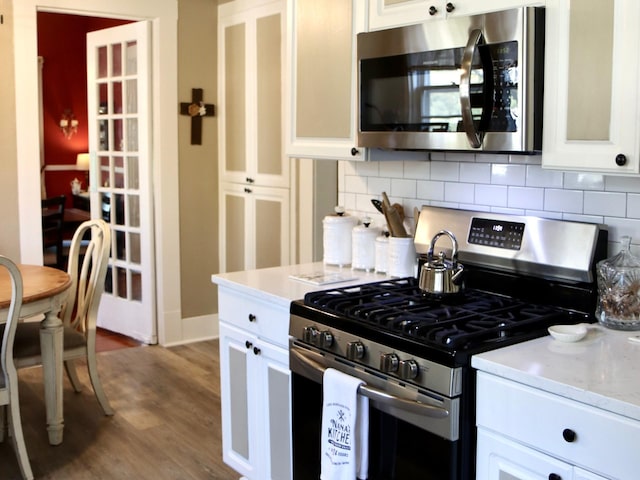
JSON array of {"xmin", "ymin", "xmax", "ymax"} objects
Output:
[{"xmin": 419, "ymin": 230, "xmax": 465, "ymax": 295}]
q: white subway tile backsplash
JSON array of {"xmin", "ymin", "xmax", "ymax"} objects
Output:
[
  {"xmin": 491, "ymin": 164, "xmax": 526, "ymax": 186},
  {"xmin": 391, "ymin": 178, "xmax": 417, "ymax": 198},
  {"xmin": 562, "ymin": 213, "xmax": 604, "ymax": 224},
  {"xmin": 564, "ymin": 172, "xmax": 605, "ymax": 191},
  {"xmin": 379, "ymin": 161, "xmax": 404, "ymax": 179},
  {"xmin": 627, "ymin": 194, "xmax": 640, "ymax": 219},
  {"xmin": 527, "ymin": 209, "xmax": 562, "ymax": 220},
  {"xmin": 602, "ymin": 216, "xmax": 640, "ymax": 244},
  {"xmin": 404, "ymin": 161, "xmax": 431, "ymax": 180},
  {"xmin": 344, "ymin": 174, "xmax": 368, "ymax": 194},
  {"xmin": 460, "ymin": 163, "xmax": 491, "ymax": 184},
  {"xmin": 490, "ymin": 207, "xmax": 525, "ymax": 215},
  {"xmin": 584, "ymin": 191, "xmax": 626, "ymax": 217},
  {"xmin": 475, "ymin": 184, "xmax": 507, "ymax": 207},
  {"xmin": 605, "ymin": 175, "xmax": 640, "ymax": 193},
  {"xmin": 368, "ymin": 176, "xmax": 391, "ymax": 196},
  {"xmin": 526, "ymin": 165, "xmax": 563, "ymax": 188},
  {"xmin": 337, "ymin": 158, "xmax": 640, "ymax": 248},
  {"xmin": 508, "ymin": 186, "xmax": 544, "ymax": 210},
  {"xmin": 445, "ymin": 182, "xmax": 475, "ymax": 204},
  {"xmin": 544, "ymin": 189, "xmax": 583, "ymax": 213},
  {"xmin": 431, "ymin": 161, "xmax": 460, "ymax": 181},
  {"xmin": 417, "ymin": 180, "xmax": 445, "ymax": 201}
]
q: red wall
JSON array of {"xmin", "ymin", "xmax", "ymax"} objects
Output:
[{"xmin": 38, "ymin": 12, "xmax": 131, "ymax": 206}]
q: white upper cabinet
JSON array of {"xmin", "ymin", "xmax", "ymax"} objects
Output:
[
  {"xmin": 219, "ymin": 0, "xmax": 289, "ymax": 187},
  {"xmin": 285, "ymin": 0, "xmax": 368, "ymax": 160},
  {"xmin": 542, "ymin": 0, "xmax": 640, "ymax": 175},
  {"xmin": 368, "ymin": 0, "xmax": 545, "ymax": 31}
]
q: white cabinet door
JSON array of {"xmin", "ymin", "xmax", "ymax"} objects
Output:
[
  {"xmin": 220, "ymin": 182, "xmax": 290, "ymax": 273},
  {"xmin": 219, "ymin": 0, "xmax": 289, "ymax": 188},
  {"xmin": 219, "ymin": 320, "xmax": 292, "ymax": 480},
  {"xmin": 368, "ymin": 0, "xmax": 545, "ymax": 31},
  {"xmin": 285, "ymin": 0, "xmax": 368, "ymax": 160},
  {"xmin": 542, "ymin": 0, "xmax": 640, "ymax": 175},
  {"xmin": 477, "ymin": 428, "xmax": 573, "ymax": 480},
  {"xmin": 219, "ymin": 321, "xmax": 256, "ymax": 478}
]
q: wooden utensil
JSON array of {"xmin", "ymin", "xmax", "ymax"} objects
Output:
[{"xmin": 383, "ymin": 201, "xmax": 410, "ymax": 237}]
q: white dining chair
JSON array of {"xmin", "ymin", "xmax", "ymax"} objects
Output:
[
  {"xmin": 0, "ymin": 255, "xmax": 34, "ymax": 480},
  {"xmin": 13, "ymin": 218, "xmax": 114, "ymax": 416}
]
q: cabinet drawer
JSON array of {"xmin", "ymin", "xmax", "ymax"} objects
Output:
[
  {"xmin": 218, "ymin": 288, "xmax": 289, "ymax": 348},
  {"xmin": 476, "ymin": 372, "xmax": 639, "ymax": 479}
]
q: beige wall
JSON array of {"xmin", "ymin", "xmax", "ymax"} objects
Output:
[
  {"xmin": 0, "ymin": 0, "xmax": 21, "ymax": 259},
  {"xmin": 178, "ymin": 0, "xmax": 220, "ymax": 318}
]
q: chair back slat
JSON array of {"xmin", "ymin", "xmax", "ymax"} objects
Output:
[{"xmin": 62, "ymin": 219, "xmax": 111, "ymax": 336}]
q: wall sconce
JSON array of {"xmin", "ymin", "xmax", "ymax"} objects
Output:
[
  {"xmin": 60, "ymin": 109, "xmax": 79, "ymax": 139},
  {"xmin": 76, "ymin": 152, "xmax": 90, "ymax": 189}
]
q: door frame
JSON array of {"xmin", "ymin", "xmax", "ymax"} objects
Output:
[{"xmin": 12, "ymin": 0, "xmax": 181, "ymax": 345}]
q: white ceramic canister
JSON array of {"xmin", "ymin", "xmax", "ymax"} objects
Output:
[
  {"xmin": 323, "ymin": 207, "xmax": 358, "ymax": 267},
  {"xmin": 387, "ymin": 236, "xmax": 417, "ymax": 278},
  {"xmin": 352, "ymin": 217, "xmax": 379, "ymax": 271},
  {"xmin": 375, "ymin": 233, "xmax": 389, "ymax": 274}
]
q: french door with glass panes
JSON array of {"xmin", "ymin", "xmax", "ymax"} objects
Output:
[{"xmin": 86, "ymin": 21, "xmax": 156, "ymax": 343}]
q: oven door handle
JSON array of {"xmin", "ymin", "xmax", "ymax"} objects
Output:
[{"xmin": 291, "ymin": 347, "xmax": 450, "ymax": 419}]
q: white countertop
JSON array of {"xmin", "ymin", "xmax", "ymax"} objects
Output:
[
  {"xmin": 211, "ymin": 262, "xmax": 389, "ymax": 307},
  {"xmin": 472, "ymin": 324, "xmax": 640, "ymax": 422}
]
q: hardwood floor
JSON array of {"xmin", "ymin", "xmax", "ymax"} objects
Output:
[{"xmin": 0, "ymin": 340, "xmax": 239, "ymax": 479}]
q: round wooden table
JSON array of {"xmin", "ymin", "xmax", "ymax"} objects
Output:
[{"xmin": 0, "ymin": 264, "xmax": 72, "ymax": 445}]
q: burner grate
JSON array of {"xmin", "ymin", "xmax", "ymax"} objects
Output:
[{"xmin": 303, "ymin": 277, "xmax": 568, "ymax": 350}]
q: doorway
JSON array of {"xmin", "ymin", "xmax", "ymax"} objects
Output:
[{"xmin": 13, "ymin": 0, "xmax": 181, "ymax": 346}]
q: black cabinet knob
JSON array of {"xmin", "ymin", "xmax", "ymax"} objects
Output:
[
  {"xmin": 245, "ymin": 177, "xmax": 255, "ymax": 183},
  {"xmin": 562, "ymin": 428, "xmax": 576, "ymax": 443},
  {"xmin": 248, "ymin": 313, "xmax": 256, "ymax": 322},
  {"xmin": 244, "ymin": 187, "xmax": 252, "ymax": 193},
  {"xmin": 245, "ymin": 340, "xmax": 252, "ymax": 349},
  {"xmin": 429, "ymin": 5, "xmax": 438, "ymax": 15},
  {"xmin": 549, "ymin": 474, "xmax": 562, "ymax": 480},
  {"xmin": 350, "ymin": 147, "xmax": 360, "ymax": 156},
  {"xmin": 446, "ymin": 2, "xmax": 455, "ymax": 12},
  {"xmin": 615, "ymin": 153, "xmax": 627, "ymax": 166},
  {"xmin": 253, "ymin": 346, "xmax": 261, "ymax": 355}
]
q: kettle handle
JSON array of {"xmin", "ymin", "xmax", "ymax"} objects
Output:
[{"xmin": 427, "ymin": 230, "xmax": 459, "ymax": 263}]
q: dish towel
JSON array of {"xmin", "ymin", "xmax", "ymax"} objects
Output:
[{"xmin": 320, "ymin": 368, "xmax": 369, "ymax": 480}]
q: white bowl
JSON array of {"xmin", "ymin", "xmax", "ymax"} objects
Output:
[{"xmin": 548, "ymin": 324, "xmax": 588, "ymax": 343}]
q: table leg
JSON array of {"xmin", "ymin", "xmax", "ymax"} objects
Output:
[{"xmin": 40, "ymin": 310, "xmax": 64, "ymax": 445}]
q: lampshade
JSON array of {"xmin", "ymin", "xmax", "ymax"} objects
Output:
[{"xmin": 76, "ymin": 153, "xmax": 90, "ymax": 171}]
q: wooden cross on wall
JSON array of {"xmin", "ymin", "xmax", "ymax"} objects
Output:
[{"xmin": 179, "ymin": 88, "xmax": 215, "ymax": 145}]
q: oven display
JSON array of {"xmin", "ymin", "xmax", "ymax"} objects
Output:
[{"xmin": 468, "ymin": 217, "xmax": 524, "ymax": 250}]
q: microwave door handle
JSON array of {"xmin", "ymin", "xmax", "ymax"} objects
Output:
[
  {"xmin": 460, "ymin": 29, "xmax": 484, "ymax": 148},
  {"xmin": 290, "ymin": 346, "xmax": 450, "ymax": 419}
]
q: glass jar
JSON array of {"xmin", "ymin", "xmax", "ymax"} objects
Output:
[{"xmin": 596, "ymin": 236, "xmax": 640, "ymax": 330}]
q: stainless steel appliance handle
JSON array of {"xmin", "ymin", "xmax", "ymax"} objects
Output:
[
  {"xmin": 291, "ymin": 347, "xmax": 449, "ymax": 419},
  {"xmin": 459, "ymin": 28, "xmax": 484, "ymax": 149}
]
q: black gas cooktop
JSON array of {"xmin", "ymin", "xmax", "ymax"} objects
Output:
[{"xmin": 291, "ymin": 276, "xmax": 590, "ymax": 365}]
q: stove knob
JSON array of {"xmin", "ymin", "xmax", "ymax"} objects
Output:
[
  {"xmin": 380, "ymin": 353, "xmax": 399, "ymax": 373},
  {"xmin": 303, "ymin": 326, "xmax": 318, "ymax": 343},
  {"xmin": 346, "ymin": 341, "xmax": 365, "ymax": 360},
  {"xmin": 319, "ymin": 330, "xmax": 334, "ymax": 348},
  {"xmin": 398, "ymin": 359, "xmax": 419, "ymax": 380}
]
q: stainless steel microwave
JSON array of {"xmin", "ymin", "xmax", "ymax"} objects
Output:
[{"xmin": 357, "ymin": 7, "xmax": 545, "ymax": 154}]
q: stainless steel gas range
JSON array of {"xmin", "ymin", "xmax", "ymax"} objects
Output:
[{"xmin": 289, "ymin": 206, "xmax": 607, "ymax": 480}]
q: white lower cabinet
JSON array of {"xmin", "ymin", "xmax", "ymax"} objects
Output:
[
  {"xmin": 476, "ymin": 371, "xmax": 637, "ymax": 480},
  {"xmin": 218, "ymin": 288, "xmax": 291, "ymax": 480}
]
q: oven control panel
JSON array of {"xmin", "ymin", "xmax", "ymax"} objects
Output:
[{"xmin": 468, "ymin": 217, "xmax": 524, "ymax": 250}]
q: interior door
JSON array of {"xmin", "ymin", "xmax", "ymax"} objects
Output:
[{"xmin": 86, "ymin": 22, "xmax": 156, "ymax": 344}]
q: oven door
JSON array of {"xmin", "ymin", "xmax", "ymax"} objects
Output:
[{"xmin": 290, "ymin": 341, "xmax": 460, "ymax": 480}]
